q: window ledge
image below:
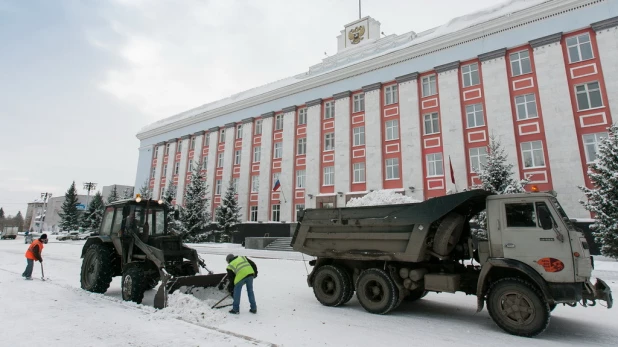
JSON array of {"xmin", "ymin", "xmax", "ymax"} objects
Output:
[
  {"xmin": 427, "ymin": 175, "xmax": 445, "ymax": 178},
  {"xmin": 569, "ymin": 56, "xmax": 595, "ymax": 65},
  {"xmin": 516, "ymin": 115, "xmax": 539, "ymax": 122},
  {"xmin": 466, "ymin": 125, "xmax": 486, "ymax": 130},
  {"xmin": 577, "ymin": 105, "xmax": 605, "ymax": 113}
]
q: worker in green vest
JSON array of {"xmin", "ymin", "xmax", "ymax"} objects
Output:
[{"xmin": 226, "ymin": 253, "xmax": 258, "ymax": 314}]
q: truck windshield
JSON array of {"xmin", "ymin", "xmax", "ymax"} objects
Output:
[{"xmin": 549, "ymin": 198, "xmax": 575, "ymax": 231}]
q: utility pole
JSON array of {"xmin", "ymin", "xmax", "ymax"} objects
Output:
[
  {"xmin": 83, "ymin": 182, "xmax": 97, "ymax": 209},
  {"xmin": 359, "ymin": 0, "xmax": 361, "ymax": 19},
  {"xmin": 40, "ymin": 192, "xmax": 52, "ymax": 233}
]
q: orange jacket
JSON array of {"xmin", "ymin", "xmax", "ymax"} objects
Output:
[{"xmin": 25, "ymin": 239, "xmax": 44, "ymax": 261}]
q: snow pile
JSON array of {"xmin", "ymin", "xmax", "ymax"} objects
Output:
[
  {"xmin": 151, "ymin": 288, "xmax": 232, "ymax": 325},
  {"xmin": 346, "ymin": 190, "xmax": 420, "ymax": 207}
]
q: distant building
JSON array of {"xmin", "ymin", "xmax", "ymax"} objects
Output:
[
  {"xmin": 29, "ymin": 195, "xmax": 90, "ymax": 232},
  {"xmin": 25, "ymin": 200, "xmax": 44, "ymax": 232},
  {"xmin": 102, "ymin": 184, "xmax": 135, "ymax": 202}
]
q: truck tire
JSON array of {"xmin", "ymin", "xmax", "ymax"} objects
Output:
[
  {"xmin": 356, "ymin": 268, "xmax": 399, "ymax": 315},
  {"xmin": 80, "ymin": 244, "xmax": 115, "ymax": 294},
  {"xmin": 341, "ymin": 269, "xmax": 355, "ymax": 305},
  {"xmin": 312, "ymin": 265, "xmax": 350, "ymax": 307},
  {"xmin": 433, "ymin": 213, "xmax": 465, "ymax": 256},
  {"xmin": 122, "ymin": 266, "xmax": 147, "ymax": 304},
  {"xmin": 405, "ymin": 287, "xmax": 428, "ymax": 302},
  {"xmin": 486, "ymin": 278, "xmax": 550, "ymax": 337}
]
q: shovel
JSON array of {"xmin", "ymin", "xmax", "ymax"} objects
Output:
[
  {"xmin": 211, "ymin": 293, "xmax": 232, "ymax": 309},
  {"xmin": 40, "ymin": 263, "xmax": 47, "ymax": 281}
]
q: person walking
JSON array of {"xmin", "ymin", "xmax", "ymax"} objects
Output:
[
  {"xmin": 22, "ymin": 233, "xmax": 47, "ymax": 280},
  {"xmin": 226, "ymin": 253, "xmax": 258, "ymax": 314}
]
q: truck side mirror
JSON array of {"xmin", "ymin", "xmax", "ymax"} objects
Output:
[{"xmin": 537, "ymin": 207, "xmax": 553, "ymax": 230}]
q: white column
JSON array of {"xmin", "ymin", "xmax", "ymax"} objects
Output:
[
  {"xmin": 152, "ymin": 142, "xmax": 165, "ymax": 199},
  {"xmin": 479, "ymin": 49, "xmax": 520, "ymax": 174},
  {"xmin": 164, "ymin": 141, "xmax": 177, "ymax": 185},
  {"xmin": 305, "ymin": 99, "xmax": 322, "ymax": 209},
  {"xmin": 593, "ymin": 18, "xmax": 618, "ymax": 123},
  {"xmin": 364, "ymin": 87, "xmax": 383, "ymax": 191},
  {"xmin": 334, "ymin": 92, "xmax": 351, "ymax": 207},
  {"xmin": 436, "ymin": 61, "xmax": 466, "ymax": 193},
  {"xmin": 206, "ymin": 127, "xmax": 219, "ymax": 210},
  {"xmin": 221, "ymin": 123, "xmax": 236, "ymax": 193},
  {"xmin": 175, "ymin": 136, "xmax": 191, "ymax": 204},
  {"xmin": 531, "ymin": 33, "xmax": 587, "ymax": 217},
  {"xmin": 257, "ymin": 113, "xmax": 274, "ymax": 221},
  {"xmin": 396, "ymin": 73, "xmax": 424, "ymax": 200},
  {"xmin": 281, "ymin": 107, "xmax": 296, "ymax": 222},
  {"xmin": 238, "ymin": 119, "xmax": 254, "ymax": 221},
  {"xmin": 192, "ymin": 131, "xmax": 205, "ymax": 170}
]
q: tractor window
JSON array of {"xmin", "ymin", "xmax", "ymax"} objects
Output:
[
  {"xmin": 112, "ymin": 207, "xmax": 124, "ymax": 234},
  {"xmin": 153, "ymin": 209, "xmax": 165, "ymax": 235},
  {"xmin": 100, "ymin": 207, "xmax": 115, "ymax": 236},
  {"xmin": 505, "ymin": 203, "xmax": 537, "ymax": 228}
]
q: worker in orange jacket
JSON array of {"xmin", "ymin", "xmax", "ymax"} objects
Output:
[{"xmin": 22, "ymin": 234, "xmax": 47, "ymax": 280}]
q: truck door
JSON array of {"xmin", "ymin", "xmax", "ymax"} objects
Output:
[{"xmin": 500, "ymin": 200, "xmax": 574, "ymax": 283}]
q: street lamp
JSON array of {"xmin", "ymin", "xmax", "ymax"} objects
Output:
[{"xmin": 83, "ymin": 182, "xmax": 97, "ymax": 208}]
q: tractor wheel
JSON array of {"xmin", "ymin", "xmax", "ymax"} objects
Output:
[
  {"xmin": 486, "ymin": 278, "xmax": 550, "ymax": 337},
  {"xmin": 405, "ymin": 287, "xmax": 428, "ymax": 302},
  {"xmin": 80, "ymin": 244, "xmax": 115, "ymax": 294},
  {"xmin": 312, "ymin": 265, "xmax": 350, "ymax": 307},
  {"xmin": 356, "ymin": 268, "xmax": 399, "ymax": 315},
  {"xmin": 433, "ymin": 213, "xmax": 465, "ymax": 256},
  {"xmin": 122, "ymin": 266, "xmax": 147, "ymax": 304}
]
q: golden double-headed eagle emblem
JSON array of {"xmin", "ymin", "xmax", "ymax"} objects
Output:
[{"xmin": 348, "ymin": 25, "xmax": 365, "ymax": 45}]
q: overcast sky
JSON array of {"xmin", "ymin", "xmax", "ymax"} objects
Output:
[{"xmin": 0, "ymin": 0, "xmax": 498, "ymax": 216}]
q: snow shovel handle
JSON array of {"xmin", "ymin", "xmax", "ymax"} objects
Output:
[
  {"xmin": 211, "ymin": 293, "xmax": 231, "ymax": 309},
  {"xmin": 40, "ymin": 263, "xmax": 45, "ymax": 280}
]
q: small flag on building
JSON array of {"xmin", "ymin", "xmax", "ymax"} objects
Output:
[
  {"xmin": 272, "ymin": 179, "xmax": 281, "ymax": 192},
  {"xmin": 449, "ymin": 155, "xmax": 455, "ymax": 185}
]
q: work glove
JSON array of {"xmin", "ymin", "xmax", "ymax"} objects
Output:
[{"xmin": 39, "ymin": 259, "xmax": 43, "ymax": 263}]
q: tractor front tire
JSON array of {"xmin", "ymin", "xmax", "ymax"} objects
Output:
[
  {"xmin": 80, "ymin": 244, "xmax": 115, "ymax": 294},
  {"xmin": 122, "ymin": 266, "xmax": 147, "ymax": 304}
]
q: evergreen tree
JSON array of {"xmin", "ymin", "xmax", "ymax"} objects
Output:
[
  {"xmin": 138, "ymin": 180, "xmax": 152, "ymax": 200},
  {"xmin": 162, "ymin": 184, "xmax": 185, "ymax": 235},
  {"xmin": 81, "ymin": 191, "xmax": 105, "ymax": 232},
  {"xmin": 472, "ymin": 136, "xmax": 529, "ymax": 239},
  {"xmin": 107, "ymin": 185, "xmax": 119, "ymax": 204},
  {"xmin": 122, "ymin": 187, "xmax": 135, "ymax": 199},
  {"xmin": 215, "ymin": 182, "xmax": 241, "ymax": 243},
  {"xmin": 13, "ymin": 211, "xmax": 24, "ymax": 232},
  {"xmin": 580, "ymin": 124, "xmax": 618, "ymax": 259},
  {"xmin": 180, "ymin": 160, "xmax": 211, "ymax": 242},
  {"xmin": 59, "ymin": 181, "xmax": 81, "ymax": 231},
  {"xmin": 0, "ymin": 207, "xmax": 4, "ymax": 219}
]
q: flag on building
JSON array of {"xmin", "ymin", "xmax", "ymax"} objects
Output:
[
  {"xmin": 449, "ymin": 155, "xmax": 455, "ymax": 184},
  {"xmin": 272, "ymin": 179, "xmax": 281, "ymax": 191}
]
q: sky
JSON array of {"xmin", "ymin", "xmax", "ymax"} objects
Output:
[{"xmin": 0, "ymin": 0, "xmax": 499, "ymax": 216}]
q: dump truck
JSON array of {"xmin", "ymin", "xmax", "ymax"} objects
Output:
[
  {"xmin": 79, "ymin": 196, "xmax": 227, "ymax": 308},
  {"xmin": 1, "ymin": 226, "xmax": 18, "ymax": 240},
  {"xmin": 292, "ymin": 189, "xmax": 613, "ymax": 337}
]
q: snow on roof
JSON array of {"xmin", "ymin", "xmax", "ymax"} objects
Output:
[{"xmin": 139, "ymin": 0, "xmax": 550, "ymax": 135}]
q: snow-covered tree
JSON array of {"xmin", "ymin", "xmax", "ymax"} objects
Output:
[
  {"xmin": 580, "ymin": 124, "xmax": 618, "ymax": 259},
  {"xmin": 138, "ymin": 180, "xmax": 152, "ymax": 200},
  {"xmin": 81, "ymin": 191, "xmax": 105, "ymax": 232},
  {"xmin": 122, "ymin": 187, "xmax": 135, "ymax": 199},
  {"xmin": 472, "ymin": 136, "xmax": 529, "ymax": 239},
  {"xmin": 162, "ymin": 184, "xmax": 184, "ymax": 235},
  {"xmin": 215, "ymin": 182, "xmax": 241, "ymax": 243},
  {"xmin": 14, "ymin": 211, "xmax": 24, "ymax": 232},
  {"xmin": 180, "ymin": 160, "xmax": 211, "ymax": 242},
  {"xmin": 0, "ymin": 207, "xmax": 4, "ymax": 219},
  {"xmin": 107, "ymin": 185, "xmax": 119, "ymax": 204},
  {"xmin": 59, "ymin": 181, "xmax": 81, "ymax": 231}
]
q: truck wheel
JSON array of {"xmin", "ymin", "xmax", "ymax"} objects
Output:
[
  {"xmin": 405, "ymin": 287, "xmax": 428, "ymax": 302},
  {"xmin": 486, "ymin": 278, "xmax": 550, "ymax": 337},
  {"xmin": 122, "ymin": 266, "xmax": 147, "ymax": 304},
  {"xmin": 433, "ymin": 213, "xmax": 465, "ymax": 256},
  {"xmin": 312, "ymin": 265, "xmax": 350, "ymax": 307},
  {"xmin": 341, "ymin": 269, "xmax": 355, "ymax": 305},
  {"xmin": 356, "ymin": 269, "xmax": 399, "ymax": 314},
  {"xmin": 80, "ymin": 244, "xmax": 115, "ymax": 294}
]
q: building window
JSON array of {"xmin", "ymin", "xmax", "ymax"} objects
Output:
[
  {"xmin": 385, "ymin": 85, "xmax": 398, "ymax": 105},
  {"xmin": 353, "ymin": 94, "xmax": 365, "ymax": 113},
  {"xmin": 510, "ymin": 50, "xmax": 532, "ymax": 76},
  {"xmin": 324, "ymin": 132, "xmax": 335, "ymax": 151},
  {"xmin": 295, "ymin": 204, "xmax": 305, "ymax": 220},
  {"xmin": 160, "ymin": 187, "xmax": 165, "ymax": 198},
  {"xmin": 190, "ymin": 137, "xmax": 196, "ymax": 150},
  {"xmin": 215, "ymin": 180, "xmax": 222, "ymax": 195},
  {"xmin": 254, "ymin": 120, "xmax": 263, "ymax": 135},
  {"xmin": 232, "ymin": 177, "xmax": 239, "ymax": 192},
  {"xmin": 386, "ymin": 158, "xmax": 400, "ymax": 180},
  {"xmin": 273, "ymin": 142, "xmax": 283, "ymax": 159},
  {"xmin": 251, "ymin": 175, "xmax": 259, "ymax": 192},
  {"xmin": 275, "ymin": 114, "xmax": 284, "ymax": 130},
  {"xmin": 583, "ymin": 132, "xmax": 608, "ymax": 163},
  {"xmin": 151, "ymin": 167, "xmax": 156, "ymax": 178},
  {"xmin": 163, "ymin": 164, "xmax": 168, "ymax": 175},
  {"xmin": 515, "ymin": 94, "xmax": 538, "ymax": 120},
  {"xmin": 324, "ymin": 101, "xmax": 334, "ymax": 119},
  {"xmin": 174, "ymin": 162, "xmax": 180, "ymax": 175},
  {"xmin": 154, "ymin": 146, "xmax": 159, "ymax": 158},
  {"xmin": 385, "ymin": 120, "xmax": 399, "ymax": 141},
  {"xmin": 298, "ymin": 108, "xmax": 307, "ymax": 125},
  {"xmin": 465, "ymin": 104, "xmax": 485, "ymax": 128},
  {"xmin": 576, "ymin": 82, "xmax": 603, "ymax": 111},
  {"xmin": 217, "ymin": 153, "xmax": 224, "ymax": 168},
  {"xmin": 297, "ymin": 138, "xmax": 307, "ymax": 155},
  {"xmin": 323, "ymin": 166, "xmax": 334, "ymax": 186},
  {"xmin": 202, "ymin": 156, "xmax": 208, "ymax": 170},
  {"xmin": 424, "ymin": 113, "xmax": 440, "ymax": 135},
  {"xmin": 236, "ymin": 124, "xmax": 243, "ymax": 139},
  {"xmin": 427, "ymin": 153, "xmax": 444, "ymax": 177},
  {"xmin": 250, "ymin": 206, "xmax": 258, "ymax": 221},
  {"xmin": 353, "ymin": 162, "xmax": 365, "ymax": 183},
  {"xmin": 205, "ymin": 133, "xmax": 210, "ymax": 145},
  {"xmin": 521, "ymin": 141, "xmax": 545, "ymax": 168},
  {"xmin": 165, "ymin": 143, "xmax": 170, "ymax": 155},
  {"xmin": 253, "ymin": 147, "xmax": 261, "ymax": 163},
  {"xmin": 461, "ymin": 63, "xmax": 480, "ymax": 87},
  {"xmin": 234, "ymin": 150, "xmax": 241, "ymax": 165},
  {"xmin": 566, "ymin": 33, "xmax": 594, "ymax": 63},
  {"xmin": 219, "ymin": 129, "xmax": 225, "ymax": 143},
  {"xmin": 272, "ymin": 205, "xmax": 280, "ymax": 222},
  {"xmin": 177, "ymin": 141, "xmax": 182, "ymax": 153},
  {"xmin": 469, "ymin": 147, "xmax": 488, "ymax": 172},
  {"xmin": 296, "ymin": 170, "xmax": 306, "ymax": 188},
  {"xmin": 353, "ymin": 126, "xmax": 365, "ymax": 146},
  {"xmin": 421, "ymin": 75, "xmax": 437, "ymax": 97}
]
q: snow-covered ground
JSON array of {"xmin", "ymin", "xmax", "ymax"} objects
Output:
[{"xmin": 1, "ymin": 236, "xmax": 618, "ymax": 346}]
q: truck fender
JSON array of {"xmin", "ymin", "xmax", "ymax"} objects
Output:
[
  {"xmin": 475, "ymin": 258, "xmax": 553, "ymax": 313},
  {"xmin": 80, "ymin": 236, "xmax": 113, "ymax": 258},
  {"xmin": 307, "ymin": 258, "xmax": 331, "ymax": 287}
]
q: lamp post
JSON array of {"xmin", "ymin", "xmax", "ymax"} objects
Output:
[
  {"xmin": 40, "ymin": 192, "xmax": 52, "ymax": 233},
  {"xmin": 83, "ymin": 182, "xmax": 97, "ymax": 209}
]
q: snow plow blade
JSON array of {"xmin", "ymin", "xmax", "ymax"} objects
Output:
[{"xmin": 154, "ymin": 273, "xmax": 227, "ymax": 309}]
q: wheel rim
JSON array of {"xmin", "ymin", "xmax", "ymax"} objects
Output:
[
  {"xmin": 320, "ymin": 274, "xmax": 336, "ymax": 296},
  {"xmin": 499, "ymin": 291, "xmax": 536, "ymax": 325},
  {"xmin": 123, "ymin": 275, "xmax": 133, "ymax": 298},
  {"xmin": 83, "ymin": 252, "xmax": 98, "ymax": 287},
  {"xmin": 363, "ymin": 280, "xmax": 385, "ymax": 303}
]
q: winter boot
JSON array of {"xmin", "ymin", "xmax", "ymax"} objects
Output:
[
  {"xmin": 229, "ymin": 309, "xmax": 239, "ymax": 314},
  {"xmin": 25, "ymin": 277, "xmax": 33, "ymax": 280},
  {"xmin": 250, "ymin": 308, "xmax": 257, "ymax": 314}
]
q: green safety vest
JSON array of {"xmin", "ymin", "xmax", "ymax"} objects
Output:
[{"xmin": 227, "ymin": 256, "xmax": 255, "ymax": 285}]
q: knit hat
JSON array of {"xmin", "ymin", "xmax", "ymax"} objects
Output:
[
  {"xmin": 40, "ymin": 234, "xmax": 47, "ymax": 239},
  {"xmin": 226, "ymin": 254, "xmax": 235, "ymax": 263}
]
